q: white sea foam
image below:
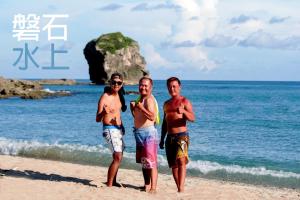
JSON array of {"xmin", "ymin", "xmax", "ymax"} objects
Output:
[
  {"xmin": 42, "ymin": 88, "xmax": 71, "ymax": 94},
  {"xmin": 1, "ymin": 137, "xmax": 299, "ymax": 179},
  {"xmin": 187, "ymin": 160, "xmax": 300, "ymax": 179},
  {"xmin": 0, "ymin": 137, "xmax": 110, "ymax": 155},
  {"xmin": 42, "ymin": 88, "xmax": 55, "ymax": 93}
]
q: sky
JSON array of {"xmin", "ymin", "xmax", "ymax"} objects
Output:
[{"xmin": 0, "ymin": 0, "xmax": 299, "ymax": 81}]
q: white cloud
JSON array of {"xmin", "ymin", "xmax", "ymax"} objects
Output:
[
  {"xmin": 173, "ymin": 40, "xmax": 197, "ymax": 48},
  {"xmin": 243, "ymin": 19, "xmax": 264, "ymax": 30},
  {"xmin": 163, "ymin": 0, "xmax": 219, "ymax": 70},
  {"xmin": 232, "ymin": 19, "xmax": 265, "ymax": 35},
  {"xmin": 239, "ymin": 31, "xmax": 275, "ymax": 48},
  {"xmin": 239, "ymin": 30, "xmax": 300, "ymax": 50},
  {"xmin": 189, "ymin": 16, "xmax": 199, "ymax": 21},
  {"xmin": 131, "ymin": 2, "xmax": 180, "ymax": 11},
  {"xmin": 97, "ymin": 3, "xmax": 123, "ymax": 11},
  {"xmin": 170, "ymin": 0, "xmax": 218, "ymax": 43},
  {"xmin": 230, "ymin": 15, "xmax": 256, "ymax": 24},
  {"xmin": 175, "ymin": 47, "xmax": 217, "ymax": 71},
  {"xmin": 143, "ymin": 44, "xmax": 170, "ymax": 69},
  {"xmin": 269, "ymin": 16, "xmax": 290, "ymax": 24},
  {"xmin": 202, "ymin": 35, "xmax": 237, "ymax": 48}
]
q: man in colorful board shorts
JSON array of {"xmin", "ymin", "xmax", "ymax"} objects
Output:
[
  {"xmin": 160, "ymin": 77, "xmax": 195, "ymax": 193},
  {"xmin": 165, "ymin": 132, "xmax": 189, "ymax": 169},
  {"xmin": 130, "ymin": 76, "xmax": 159, "ymax": 193}
]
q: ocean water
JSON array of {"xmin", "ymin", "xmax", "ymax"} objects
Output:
[{"xmin": 0, "ymin": 80, "xmax": 299, "ymax": 188}]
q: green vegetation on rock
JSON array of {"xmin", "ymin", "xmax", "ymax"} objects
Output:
[{"xmin": 95, "ymin": 32, "xmax": 135, "ymax": 54}]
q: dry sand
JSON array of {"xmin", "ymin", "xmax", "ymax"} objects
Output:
[{"xmin": 0, "ymin": 155, "xmax": 299, "ymax": 200}]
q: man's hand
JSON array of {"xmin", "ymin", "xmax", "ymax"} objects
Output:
[
  {"xmin": 103, "ymin": 104, "xmax": 110, "ymax": 114},
  {"xmin": 103, "ymin": 104, "xmax": 114, "ymax": 114},
  {"xmin": 130, "ymin": 101, "xmax": 136, "ymax": 117},
  {"xmin": 130, "ymin": 101, "xmax": 136, "ymax": 109},
  {"xmin": 136, "ymin": 101, "xmax": 144, "ymax": 110},
  {"xmin": 159, "ymin": 140, "xmax": 164, "ymax": 149},
  {"xmin": 177, "ymin": 103, "xmax": 185, "ymax": 114}
]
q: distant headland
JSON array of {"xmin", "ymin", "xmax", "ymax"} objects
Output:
[{"xmin": 0, "ymin": 77, "xmax": 73, "ymax": 99}]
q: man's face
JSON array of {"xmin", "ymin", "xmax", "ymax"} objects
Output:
[
  {"xmin": 110, "ymin": 77, "xmax": 123, "ymax": 92},
  {"xmin": 139, "ymin": 79, "xmax": 152, "ymax": 96},
  {"xmin": 168, "ymin": 80, "xmax": 181, "ymax": 97}
]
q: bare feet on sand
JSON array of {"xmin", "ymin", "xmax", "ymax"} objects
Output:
[
  {"xmin": 106, "ymin": 182, "xmax": 123, "ymax": 187},
  {"xmin": 140, "ymin": 185, "xmax": 151, "ymax": 192},
  {"xmin": 149, "ymin": 189, "xmax": 157, "ymax": 194}
]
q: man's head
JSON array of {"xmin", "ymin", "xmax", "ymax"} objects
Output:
[
  {"xmin": 110, "ymin": 72, "xmax": 123, "ymax": 93},
  {"xmin": 166, "ymin": 77, "xmax": 181, "ymax": 97},
  {"xmin": 139, "ymin": 76, "xmax": 153, "ymax": 97}
]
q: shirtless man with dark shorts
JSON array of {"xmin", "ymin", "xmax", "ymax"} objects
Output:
[{"xmin": 160, "ymin": 77, "xmax": 195, "ymax": 193}]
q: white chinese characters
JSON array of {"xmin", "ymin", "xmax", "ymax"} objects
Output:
[
  {"xmin": 12, "ymin": 13, "xmax": 70, "ymax": 70},
  {"xmin": 43, "ymin": 14, "xmax": 69, "ymax": 41},
  {"xmin": 12, "ymin": 14, "xmax": 69, "ymax": 41},
  {"xmin": 13, "ymin": 14, "xmax": 40, "ymax": 41}
]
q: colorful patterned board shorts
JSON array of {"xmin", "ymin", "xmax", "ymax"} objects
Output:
[
  {"xmin": 103, "ymin": 125, "xmax": 125, "ymax": 153},
  {"xmin": 165, "ymin": 132, "xmax": 189, "ymax": 168},
  {"xmin": 134, "ymin": 125, "xmax": 159, "ymax": 169}
]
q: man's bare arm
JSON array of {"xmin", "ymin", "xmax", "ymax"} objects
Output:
[
  {"xmin": 160, "ymin": 113, "xmax": 167, "ymax": 149},
  {"xmin": 96, "ymin": 94, "xmax": 107, "ymax": 122},
  {"xmin": 179, "ymin": 99, "xmax": 195, "ymax": 122},
  {"xmin": 136, "ymin": 97, "xmax": 156, "ymax": 121},
  {"xmin": 130, "ymin": 101, "xmax": 135, "ymax": 117}
]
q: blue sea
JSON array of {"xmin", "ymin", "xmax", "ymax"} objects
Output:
[{"xmin": 1, "ymin": 80, "xmax": 299, "ymax": 188}]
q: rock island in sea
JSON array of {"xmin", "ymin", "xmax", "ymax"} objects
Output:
[{"xmin": 84, "ymin": 32, "xmax": 148, "ymax": 85}]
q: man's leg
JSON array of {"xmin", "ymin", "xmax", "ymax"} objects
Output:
[
  {"xmin": 177, "ymin": 157, "xmax": 186, "ymax": 192},
  {"xmin": 171, "ymin": 167, "xmax": 179, "ymax": 190},
  {"xmin": 142, "ymin": 168, "xmax": 151, "ymax": 191},
  {"xmin": 149, "ymin": 167, "xmax": 158, "ymax": 192},
  {"xmin": 107, "ymin": 152, "xmax": 122, "ymax": 187},
  {"xmin": 112, "ymin": 169, "xmax": 122, "ymax": 187}
]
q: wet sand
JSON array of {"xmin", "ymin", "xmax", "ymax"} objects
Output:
[{"xmin": 0, "ymin": 155, "xmax": 299, "ymax": 200}]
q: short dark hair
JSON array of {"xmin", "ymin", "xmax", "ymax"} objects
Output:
[
  {"xmin": 139, "ymin": 76, "xmax": 153, "ymax": 86},
  {"xmin": 167, "ymin": 77, "xmax": 181, "ymax": 86},
  {"xmin": 110, "ymin": 72, "xmax": 123, "ymax": 81}
]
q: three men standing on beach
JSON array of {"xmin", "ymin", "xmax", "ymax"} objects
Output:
[
  {"xmin": 96, "ymin": 74, "xmax": 194, "ymax": 193},
  {"xmin": 160, "ymin": 77, "xmax": 195, "ymax": 193}
]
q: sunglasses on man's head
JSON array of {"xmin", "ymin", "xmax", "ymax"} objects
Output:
[{"xmin": 111, "ymin": 80, "xmax": 123, "ymax": 86}]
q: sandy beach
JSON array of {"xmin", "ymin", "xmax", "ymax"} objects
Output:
[{"xmin": 0, "ymin": 155, "xmax": 299, "ymax": 200}]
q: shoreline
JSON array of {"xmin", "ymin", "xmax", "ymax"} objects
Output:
[
  {"xmin": 1, "ymin": 155, "xmax": 299, "ymax": 200},
  {"xmin": 0, "ymin": 136, "xmax": 298, "ymax": 189}
]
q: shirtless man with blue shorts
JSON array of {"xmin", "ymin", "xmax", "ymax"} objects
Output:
[
  {"xmin": 130, "ymin": 77, "xmax": 159, "ymax": 193},
  {"xmin": 96, "ymin": 72, "xmax": 125, "ymax": 187}
]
